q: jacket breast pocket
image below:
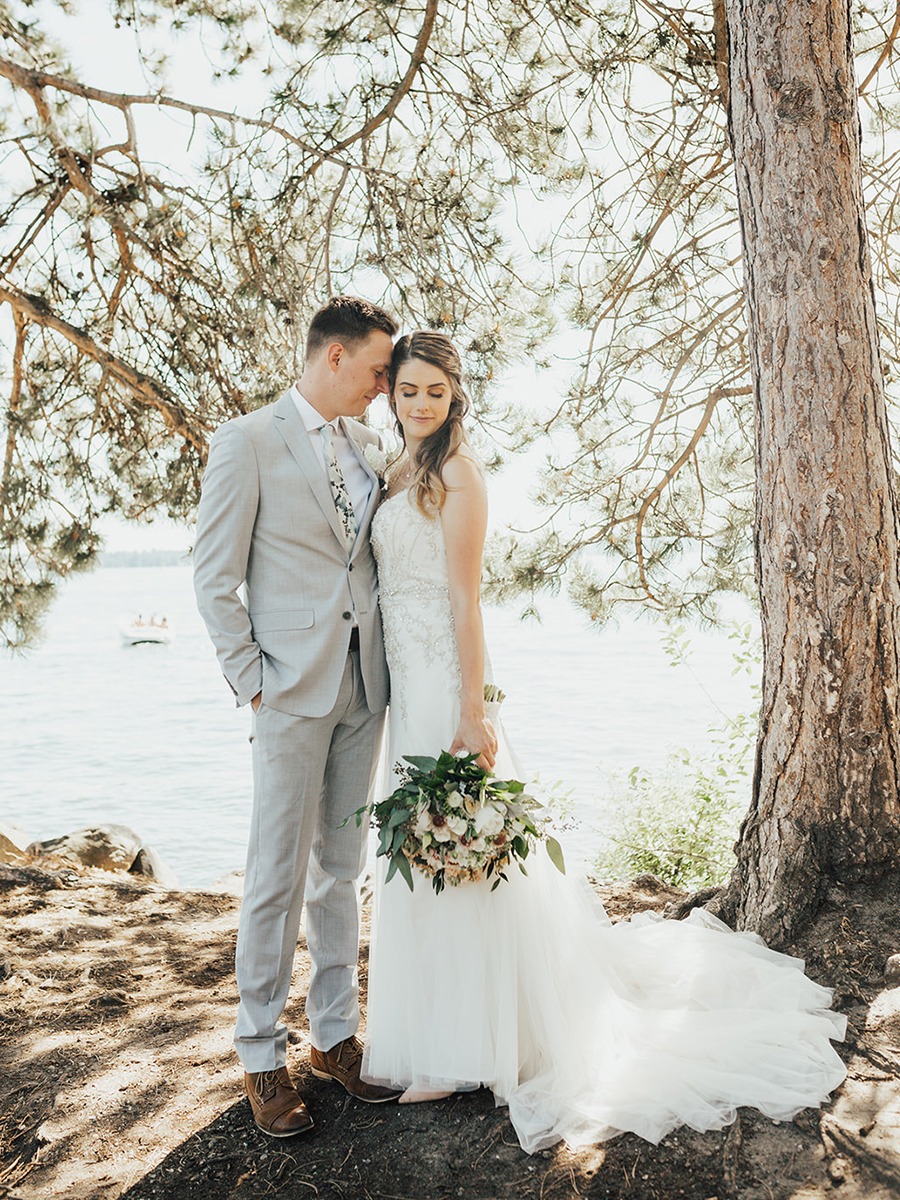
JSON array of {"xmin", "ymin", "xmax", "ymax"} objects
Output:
[{"xmin": 251, "ymin": 609, "xmax": 315, "ymax": 633}]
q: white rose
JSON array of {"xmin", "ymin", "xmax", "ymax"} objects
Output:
[
  {"xmin": 445, "ymin": 813, "xmax": 468, "ymax": 837},
  {"xmin": 413, "ymin": 809, "xmax": 433, "ymax": 837},
  {"xmin": 474, "ymin": 803, "xmax": 505, "ymax": 837},
  {"xmin": 445, "ymin": 789, "xmax": 464, "ymax": 809},
  {"xmin": 363, "ymin": 443, "xmax": 389, "ymax": 476}
]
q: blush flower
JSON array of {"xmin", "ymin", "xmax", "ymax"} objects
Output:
[{"xmin": 430, "ymin": 812, "xmax": 454, "ymax": 843}]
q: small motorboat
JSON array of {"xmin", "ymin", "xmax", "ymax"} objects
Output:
[{"xmin": 119, "ymin": 614, "xmax": 174, "ymax": 646}]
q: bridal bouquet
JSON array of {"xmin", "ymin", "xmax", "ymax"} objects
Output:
[{"xmin": 348, "ymin": 688, "xmax": 565, "ymax": 894}]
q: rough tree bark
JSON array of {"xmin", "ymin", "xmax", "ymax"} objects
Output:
[{"xmin": 715, "ymin": 0, "xmax": 900, "ymax": 943}]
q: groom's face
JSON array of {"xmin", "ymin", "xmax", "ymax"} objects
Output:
[{"xmin": 331, "ymin": 331, "xmax": 394, "ymax": 417}]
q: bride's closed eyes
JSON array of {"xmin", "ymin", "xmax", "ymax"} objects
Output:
[{"xmin": 398, "ymin": 385, "xmax": 448, "ymax": 399}]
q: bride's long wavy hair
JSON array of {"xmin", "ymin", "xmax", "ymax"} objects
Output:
[{"xmin": 388, "ymin": 331, "xmax": 470, "ymax": 515}]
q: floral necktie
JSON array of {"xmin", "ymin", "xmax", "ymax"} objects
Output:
[{"xmin": 319, "ymin": 422, "xmax": 358, "ymax": 548}]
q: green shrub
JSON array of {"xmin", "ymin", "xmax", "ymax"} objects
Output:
[
  {"xmin": 594, "ymin": 620, "xmax": 759, "ymax": 890},
  {"xmin": 593, "ymin": 754, "xmax": 746, "ymax": 890}
]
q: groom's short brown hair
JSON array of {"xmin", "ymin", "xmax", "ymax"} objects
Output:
[{"xmin": 306, "ymin": 295, "xmax": 397, "ymax": 358}]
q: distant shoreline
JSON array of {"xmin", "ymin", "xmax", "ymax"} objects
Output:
[{"xmin": 101, "ymin": 549, "xmax": 191, "ymax": 568}]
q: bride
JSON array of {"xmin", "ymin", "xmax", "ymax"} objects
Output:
[{"xmin": 362, "ymin": 330, "xmax": 847, "ymax": 1154}]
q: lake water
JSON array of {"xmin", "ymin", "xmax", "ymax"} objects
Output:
[{"xmin": 1, "ymin": 564, "xmax": 757, "ymax": 886}]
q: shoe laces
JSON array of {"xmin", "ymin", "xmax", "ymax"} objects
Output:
[
  {"xmin": 338, "ymin": 1036, "xmax": 363, "ymax": 1066},
  {"xmin": 254, "ymin": 1069, "xmax": 283, "ymax": 1098}
]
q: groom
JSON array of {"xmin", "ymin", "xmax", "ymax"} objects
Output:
[{"xmin": 193, "ymin": 295, "xmax": 400, "ymax": 1136}]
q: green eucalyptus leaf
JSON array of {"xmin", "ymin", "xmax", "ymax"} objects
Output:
[
  {"xmin": 546, "ymin": 836, "xmax": 566, "ymax": 875},
  {"xmin": 404, "ymin": 755, "xmax": 438, "ymax": 773},
  {"xmin": 396, "ymin": 852, "xmax": 414, "ymax": 891}
]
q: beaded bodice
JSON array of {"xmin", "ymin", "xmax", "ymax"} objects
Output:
[{"xmin": 371, "ymin": 490, "xmax": 461, "ymax": 724}]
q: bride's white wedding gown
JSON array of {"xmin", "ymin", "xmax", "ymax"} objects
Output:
[{"xmin": 362, "ymin": 488, "xmax": 847, "ymax": 1154}]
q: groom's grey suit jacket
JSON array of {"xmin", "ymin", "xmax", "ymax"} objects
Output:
[{"xmin": 193, "ymin": 390, "xmax": 389, "ymax": 718}]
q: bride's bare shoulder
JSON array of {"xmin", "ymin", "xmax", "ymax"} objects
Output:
[{"xmin": 441, "ymin": 447, "xmax": 485, "ymax": 491}]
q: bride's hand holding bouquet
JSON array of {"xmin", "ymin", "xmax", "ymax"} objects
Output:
[
  {"xmin": 346, "ymin": 685, "xmax": 565, "ymax": 895},
  {"xmin": 449, "ymin": 707, "xmax": 498, "ymax": 773}
]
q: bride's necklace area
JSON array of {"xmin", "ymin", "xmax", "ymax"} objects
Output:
[{"xmin": 386, "ymin": 455, "xmax": 416, "ymax": 497}]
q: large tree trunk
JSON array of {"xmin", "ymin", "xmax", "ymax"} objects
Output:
[{"xmin": 718, "ymin": 0, "xmax": 900, "ymax": 943}]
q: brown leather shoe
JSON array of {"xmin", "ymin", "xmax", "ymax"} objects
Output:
[
  {"xmin": 310, "ymin": 1036, "xmax": 401, "ymax": 1103},
  {"xmin": 245, "ymin": 1068, "xmax": 315, "ymax": 1137}
]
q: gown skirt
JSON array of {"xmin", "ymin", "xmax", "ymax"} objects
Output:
[{"xmin": 362, "ymin": 489, "xmax": 847, "ymax": 1154}]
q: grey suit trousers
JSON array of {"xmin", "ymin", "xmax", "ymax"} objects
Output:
[{"xmin": 234, "ymin": 651, "xmax": 385, "ymax": 1071}]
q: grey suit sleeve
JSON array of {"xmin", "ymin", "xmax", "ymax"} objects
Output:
[{"xmin": 193, "ymin": 420, "xmax": 263, "ymax": 706}]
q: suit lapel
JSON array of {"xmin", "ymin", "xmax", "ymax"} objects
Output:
[{"xmin": 273, "ymin": 391, "xmax": 347, "ymax": 549}]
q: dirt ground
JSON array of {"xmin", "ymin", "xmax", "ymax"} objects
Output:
[{"xmin": 1, "ymin": 860, "xmax": 899, "ymax": 1200}]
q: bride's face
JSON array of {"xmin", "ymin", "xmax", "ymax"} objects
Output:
[{"xmin": 392, "ymin": 358, "xmax": 453, "ymax": 444}]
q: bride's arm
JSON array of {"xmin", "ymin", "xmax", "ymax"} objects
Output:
[{"xmin": 440, "ymin": 452, "xmax": 498, "ymax": 771}]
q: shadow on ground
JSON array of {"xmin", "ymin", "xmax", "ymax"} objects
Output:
[
  {"xmin": 117, "ymin": 1076, "xmax": 727, "ymax": 1200},
  {"xmin": 2, "ymin": 865, "xmax": 900, "ymax": 1200}
]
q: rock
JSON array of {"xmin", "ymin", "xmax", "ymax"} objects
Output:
[
  {"xmin": 0, "ymin": 821, "xmax": 29, "ymax": 849},
  {"xmin": 27, "ymin": 824, "xmax": 143, "ymax": 871},
  {"xmin": 130, "ymin": 845, "xmax": 180, "ymax": 888},
  {"xmin": 885, "ymin": 953, "xmax": 900, "ymax": 986},
  {"xmin": 207, "ymin": 869, "xmax": 244, "ymax": 896},
  {"xmin": 631, "ymin": 872, "xmax": 672, "ymax": 892},
  {"xmin": 827, "ymin": 1156, "xmax": 848, "ymax": 1184},
  {"xmin": 92, "ymin": 989, "xmax": 130, "ymax": 1009},
  {"xmin": 26, "ymin": 824, "xmax": 177, "ymax": 887},
  {"xmin": 0, "ymin": 831, "xmax": 28, "ymax": 865}
]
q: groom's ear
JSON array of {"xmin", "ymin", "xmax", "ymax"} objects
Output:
[{"xmin": 324, "ymin": 341, "xmax": 344, "ymax": 372}]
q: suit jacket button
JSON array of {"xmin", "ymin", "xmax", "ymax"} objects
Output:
[{"xmin": 342, "ymin": 611, "xmax": 352, "ymax": 620}]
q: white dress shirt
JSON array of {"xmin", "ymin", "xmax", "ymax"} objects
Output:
[{"xmin": 291, "ymin": 385, "xmax": 373, "ymax": 524}]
